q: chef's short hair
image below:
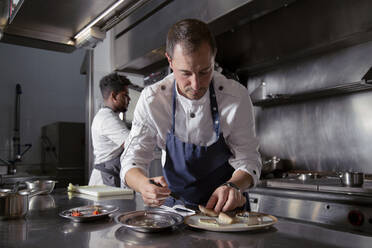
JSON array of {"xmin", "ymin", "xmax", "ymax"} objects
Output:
[
  {"xmin": 99, "ymin": 73, "xmax": 132, "ymax": 100},
  {"xmin": 166, "ymin": 19, "xmax": 217, "ymax": 58}
]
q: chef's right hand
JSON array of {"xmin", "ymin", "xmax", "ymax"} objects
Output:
[{"xmin": 140, "ymin": 176, "xmax": 170, "ymax": 206}]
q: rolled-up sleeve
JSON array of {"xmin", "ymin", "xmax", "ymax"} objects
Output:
[
  {"xmin": 227, "ymin": 91, "xmax": 262, "ymax": 187},
  {"xmin": 120, "ymin": 90, "xmax": 158, "ymax": 187}
]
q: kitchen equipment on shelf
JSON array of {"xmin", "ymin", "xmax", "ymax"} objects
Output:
[
  {"xmin": 67, "ymin": 184, "xmax": 134, "ymax": 197},
  {"xmin": 25, "ymin": 180, "xmax": 57, "ymax": 194},
  {"xmin": 339, "ymin": 171, "xmax": 364, "ymax": 187},
  {"xmin": 0, "ymin": 188, "xmax": 48, "ymax": 220},
  {"xmin": 261, "ymin": 156, "xmax": 293, "ymax": 178}
]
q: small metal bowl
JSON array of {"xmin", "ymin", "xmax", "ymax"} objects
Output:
[{"xmin": 25, "ymin": 180, "xmax": 57, "ymax": 194}]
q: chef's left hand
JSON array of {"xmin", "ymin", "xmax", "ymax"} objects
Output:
[{"xmin": 205, "ymin": 185, "xmax": 246, "ymax": 213}]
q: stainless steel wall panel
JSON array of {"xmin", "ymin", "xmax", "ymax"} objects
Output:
[{"xmin": 248, "ymin": 41, "xmax": 372, "ymax": 173}]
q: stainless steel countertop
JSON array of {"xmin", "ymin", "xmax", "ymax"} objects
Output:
[{"xmin": 1, "ymin": 189, "xmax": 371, "ymax": 248}]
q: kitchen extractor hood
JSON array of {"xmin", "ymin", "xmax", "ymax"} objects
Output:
[
  {"xmin": 0, "ymin": 0, "xmax": 10, "ymax": 39},
  {"xmin": 112, "ymin": 0, "xmax": 296, "ymax": 75},
  {"xmin": 0, "ymin": 0, "xmax": 143, "ymax": 52}
]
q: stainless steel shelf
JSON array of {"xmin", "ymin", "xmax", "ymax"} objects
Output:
[{"xmin": 253, "ymin": 80, "xmax": 372, "ymax": 107}]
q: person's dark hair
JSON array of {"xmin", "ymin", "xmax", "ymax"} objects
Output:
[
  {"xmin": 99, "ymin": 73, "xmax": 132, "ymax": 100},
  {"xmin": 166, "ymin": 19, "xmax": 217, "ymax": 58}
]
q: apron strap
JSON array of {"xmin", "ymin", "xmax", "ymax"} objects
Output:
[
  {"xmin": 209, "ymin": 81, "xmax": 220, "ymax": 138},
  {"xmin": 94, "ymin": 164, "xmax": 118, "ymax": 176},
  {"xmin": 171, "ymin": 81, "xmax": 177, "ymax": 134},
  {"xmin": 171, "ymin": 80, "xmax": 220, "ymax": 138}
]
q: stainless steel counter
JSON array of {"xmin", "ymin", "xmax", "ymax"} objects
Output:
[{"xmin": 1, "ymin": 189, "xmax": 371, "ymax": 248}]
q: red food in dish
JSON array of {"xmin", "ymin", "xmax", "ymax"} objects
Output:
[
  {"xmin": 71, "ymin": 210, "xmax": 83, "ymax": 217},
  {"xmin": 92, "ymin": 210, "xmax": 100, "ymax": 215}
]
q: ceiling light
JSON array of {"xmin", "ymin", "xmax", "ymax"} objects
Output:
[{"xmin": 74, "ymin": 0, "xmax": 126, "ymax": 40}]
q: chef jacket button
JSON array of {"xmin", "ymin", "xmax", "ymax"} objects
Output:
[
  {"xmin": 253, "ymin": 170, "xmax": 257, "ymax": 175},
  {"xmin": 190, "ymin": 113, "xmax": 195, "ymax": 118},
  {"xmin": 132, "ymin": 163, "xmax": 136, "ymax": 165},
  {"xmin": 161, "ymin": 85, "xmax": 166, "ymax": 90},
  {"xmin": 218, "ymin": 86, "xmax": 224, "ymax": 91}
]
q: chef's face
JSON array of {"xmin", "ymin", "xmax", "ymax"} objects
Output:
[
  {"xmin": 113, "ymin": 86, "xmax": 130, "ymax": 113},
  {"xmin": 167, "ymin": 42, "xmax": 214, "ymax": 100}
]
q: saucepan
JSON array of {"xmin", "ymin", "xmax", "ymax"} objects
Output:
[
  {"xmin": 0, "ymin": 183, "xmax": 48, "ymax": 220},
  {"xmin": 339, "ymin": 172, "xmax": 364, "ymax": 187}
]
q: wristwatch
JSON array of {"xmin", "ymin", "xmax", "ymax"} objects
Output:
[{"xmin": 221, "ymin": 182, "xmax": 241, "ymax": 192}]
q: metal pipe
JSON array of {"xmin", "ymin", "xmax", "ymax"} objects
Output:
[{"xmin": 13, "ymin": 84, "xmax": 22, "ymax": 162}]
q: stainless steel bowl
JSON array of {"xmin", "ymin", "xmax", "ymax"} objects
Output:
[{"xmin": 25, "ymin": 180, "xmax": 57, "ymax": 194}]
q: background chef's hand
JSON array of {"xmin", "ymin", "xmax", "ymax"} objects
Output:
[
  {"xmin": 140, "ymin": 176, "xmax": 170, "ymax": 206},
  {"xmin": 205, "ymin": 185, "xmax": 246, "ymax": 212}
]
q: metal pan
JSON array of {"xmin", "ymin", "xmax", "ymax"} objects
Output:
[
  {"xmin": 0, "ymin": 188, "xmax": 48, "ymax": 220},
  {"xmin": 59, "ymin": 205, "xmax": 119, "ymax": 223},
  {"xmin": 115, "ymin": 210, "xmax": 184, "ymax": 233},
  {"xmin": 339, "ymin": 172, "xmax": 364, "ymax": 187}
]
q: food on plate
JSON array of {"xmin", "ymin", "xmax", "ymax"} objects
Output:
[
  {"xmin": 218, "ymin": 212, "xmax": 234, "ymax": 224},
  {"xmin": 92, "ymin": 209, "xmax": 101, "ymax": 215},
  {"xmin": 236, "ymin": 211, "xmax": 263, "ymax": 226},
  {"xmin": 198, "ymin": 218, "xmax": 219, "ymax": 227},
  {"xmin": 71, "ymin": 210, "xmax": 83, "ymax": 217},
  {"xmin": 198, "ymin": 205, "xmax": 218, "ymax": 217}
]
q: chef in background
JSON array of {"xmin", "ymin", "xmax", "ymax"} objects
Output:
[
  {"xmin": 121, "ymin": 19, "xmax": 261, "ymax": 212},
  {"xmin": 89, "ymin": 73, "xmax": 132, "ymax": 187}
]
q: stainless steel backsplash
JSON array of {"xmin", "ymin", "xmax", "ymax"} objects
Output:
[{"xmin": 247, "ymin": 41, "xmax": 372, "ymax": 173}]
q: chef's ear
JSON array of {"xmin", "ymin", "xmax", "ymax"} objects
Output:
[
  {"xmin": 111, "ymin": 91, "xmax": 118, "ymax": 101},
  {"xmin": 165, "ymin": 52, "xmax": 173, "ymax": 67}
]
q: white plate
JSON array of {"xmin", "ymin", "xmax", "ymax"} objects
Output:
[{"xmin": 184, "ymin": 211, "xmax": 277, "ymax": 232}]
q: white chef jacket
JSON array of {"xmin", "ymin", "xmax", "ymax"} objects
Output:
[
  {"xmin": 89, "ymin": 107, "xmax": 130, "ymax": 186},
  {"xmin": 120, "ymin": 71, "xmax": 261, "ymax": 187}
]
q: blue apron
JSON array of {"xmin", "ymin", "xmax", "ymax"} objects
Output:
[{"xmin": 162, "ymin": 80, "xmax": 235, "ymax": 206}]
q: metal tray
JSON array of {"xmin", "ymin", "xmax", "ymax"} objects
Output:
[
  {"xmin": 59, "ymin": 205, "xmax": 119, "ymax": 222},
  {"xmin": 115, "ymin": 210, "xmax": 184, "ymax": 233}
]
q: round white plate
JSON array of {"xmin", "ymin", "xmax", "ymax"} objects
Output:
[{"xmin": 184, "ymin": 211, "xmax": 277, "ymax": 232}]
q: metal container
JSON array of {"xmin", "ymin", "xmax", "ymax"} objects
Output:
[
  {"xmin": 25, "ymin": 180, "xmax": 57, "ymax": 194},
  {"xmin": 262, "ymin": 156, "xmax": 282, "ymax": 175},
  {"xmin": 0, "ymin": 189, "xmax": 47, "ymax": 220},
  {"xmin": 339, "ymin": 172, "xmax": 364, "ymax": 187}
]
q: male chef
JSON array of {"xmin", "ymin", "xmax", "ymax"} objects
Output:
[
  {"xmin": 121, "ymin": 19, "xmax": 261, "ymax": 212},
  {"xmin": 89, "ymin": 73, "xmax": 132, "ymax": 187}
]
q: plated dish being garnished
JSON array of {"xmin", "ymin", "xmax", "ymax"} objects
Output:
[{"xmin": 186, "ymin": 207, "xmax": 277, "ymax": 232}]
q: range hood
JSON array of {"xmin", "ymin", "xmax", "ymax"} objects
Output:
[
  {"xmin": 0, "ymin": 0, "xmax": 143, "ymax": 52},
  {"xmin": 113, "ymin": 0, "xmax": 296, "ymax": 75},
  {"xmin": 0, "ymin": 0, "xmax": 10, "ymax": 39}
]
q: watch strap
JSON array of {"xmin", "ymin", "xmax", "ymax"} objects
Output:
[{"xmin": 221, "ymin": 182, "xmax": 241, "ymax": 192}]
